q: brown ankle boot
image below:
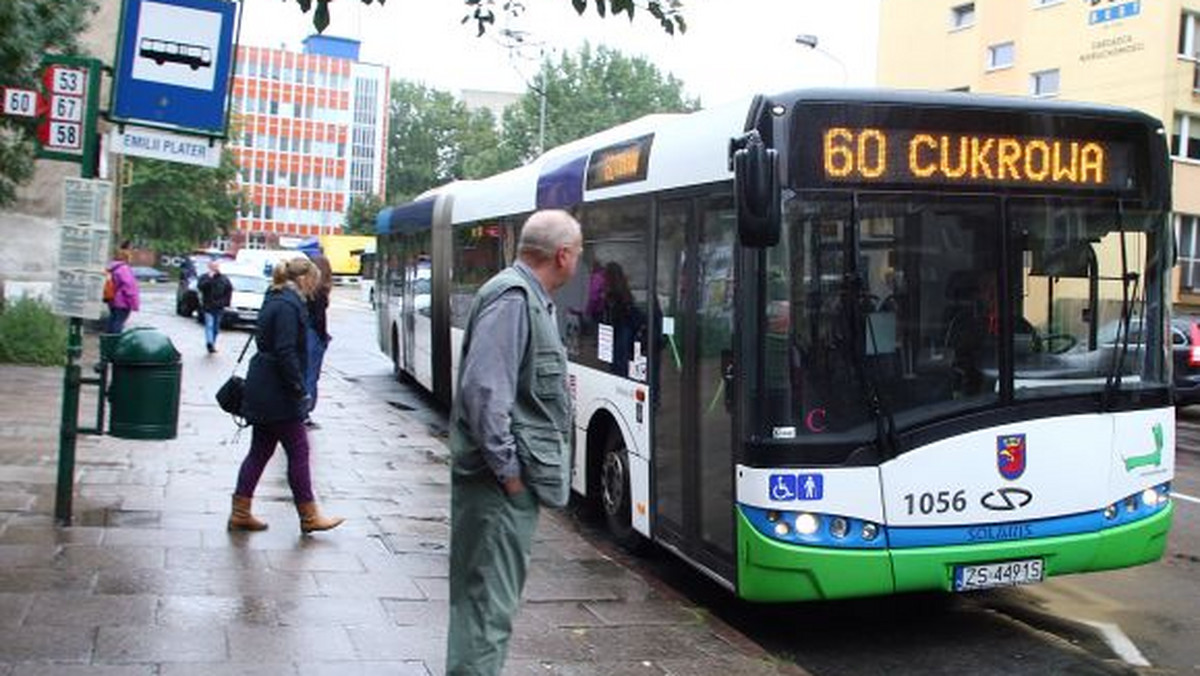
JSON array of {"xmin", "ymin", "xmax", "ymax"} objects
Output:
[
  {"xmin": 297, "ymin": 501, "xmax": 344, "ymax": 533},
  {"xmin": 228, "ymin": 495, "xmax": 268, "ymax": 531}
]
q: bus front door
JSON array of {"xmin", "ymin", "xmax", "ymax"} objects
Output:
[{"xmin": 654, "ymin": 197, "xmax": 737, "ymax": 581}]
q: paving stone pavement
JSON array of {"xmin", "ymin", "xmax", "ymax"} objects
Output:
[{"xmin": 0, "ymin": 291, "xmax": 807, "ymax": 676}]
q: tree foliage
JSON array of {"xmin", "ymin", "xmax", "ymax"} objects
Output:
[
  {"xmin": 384, "ymin": 44, "xmax": 696, "ymax": 203},
  {"xmin": 119, "ymin": 147, "xmax": 245, "ymax": 254},
  {"xmin": 386, "ymin": 81, "xmax": 518, "ymax": 204},
  {"xmin": 502, "ymin": 43, "xmax": 699, "ymax": 162},
  {"xmin": 290, "ymin": 0, "xmax": 685, "ymax": 37},
  {"xmin": 0, "ymin": 0, "xmax": 97, "ymax": 207},
  {"xmin": 344, "ymin": 192, "xmax": 383, "ymax": 234}
]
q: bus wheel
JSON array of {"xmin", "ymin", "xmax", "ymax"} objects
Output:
[{"xmin": 601, "ymin": 438, "xmax": 643, "ymax": 551}]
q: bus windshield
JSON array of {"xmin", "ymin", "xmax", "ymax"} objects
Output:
[{"xmin": 758, "ymin": 192, "xmax": 1168, "ymax": 444}]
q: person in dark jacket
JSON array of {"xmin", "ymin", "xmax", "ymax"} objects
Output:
[
  {"xmin": 303, "ymin": 253, "xmax": 333, "ymax": 426},
  {"xmin": 197, "ymin": 260, "xmax": 233, "ymax": 353},
  {"xmin": 227, "ymin": 256, "xmax": 344, "ymax": 534}
]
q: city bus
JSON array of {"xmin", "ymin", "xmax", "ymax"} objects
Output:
[{"xmin": 375, "ymin": 89, "xmax": 1175, "ymax": 601}]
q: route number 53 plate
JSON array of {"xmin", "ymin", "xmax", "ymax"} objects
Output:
[{"xmin": 954, "ymin": 558, "xmax": 1044, "ymax": 591}]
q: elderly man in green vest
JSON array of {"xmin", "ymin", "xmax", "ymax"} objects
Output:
[{"xmin": 446, "ymin": 209, "xmax": 584, "ymax": 676}]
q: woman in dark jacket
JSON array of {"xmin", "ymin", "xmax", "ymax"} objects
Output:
[{"xmin": 227, "ymin": 256, "xmax": 343, "ymax": 533}]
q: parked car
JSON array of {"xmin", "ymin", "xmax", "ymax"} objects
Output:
[
  {"xmin": 1170, "ymin": 315, "xmax": 1200, "ymax": 407},
  {"xmin": 216, "ymin": 265, "xmax": 269, "ymax": 329},
  {"xmin": 175, "ymin": 251, "xmax": 232, "ymax": 317},
  {"xmin": 1086, "ymin": 315, "xmax": 1200, "ymax": 407},
  {"xmin": 130, "ymin": 266, "xmax": 169, "ymax": 284}
]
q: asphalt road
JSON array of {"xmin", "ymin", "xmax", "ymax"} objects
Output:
[{"xmin": 159, "ymin": 284, "xmax": 1200, "ymax": 676}]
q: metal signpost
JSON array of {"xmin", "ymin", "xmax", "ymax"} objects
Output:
[
  {"xmin": 52, "ymin": 177, "xmax": 114, "ymax": 525},
  {"xmin": 2, "ymin": 1, "xmax": 239, "ymax": 525}
]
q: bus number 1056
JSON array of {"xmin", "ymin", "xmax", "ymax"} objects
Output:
[{"xmin": 904, "ymin": 490, "xmax": 967, "ymax": 515}]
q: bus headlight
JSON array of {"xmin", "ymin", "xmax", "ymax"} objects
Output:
[
  {"xmin": 829, "ymin": 517, "xmax": 849, "ymax": 539},
  {"xmin": 861, "ymin": 522, "xmax": 879, "ymax": 541},
  {"xmin": 1141, "ymin": 488, "xmax": 1162, "ymax": 507},
  {"xmin": 1104, "ymin": 504, "xmax": 1118, "ymax": 520},
  {"xmin": 774, "ymin": 521, "xmax": 791, "ymax": 537},
  {"xmin": 794, "ymin": 512, "xmax": 820, "ymax": 535}
]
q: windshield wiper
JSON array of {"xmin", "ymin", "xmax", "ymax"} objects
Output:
[
  {"xmin": 843, "ymin": 271, "xmax": 900, "ymax": 459},
  {"xmin": 1103, "ymin": 209, "xmax": 1144, "ymax": 410}
]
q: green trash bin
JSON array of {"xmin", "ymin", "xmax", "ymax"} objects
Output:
[{"xmin": 107, "ymin": 327, "xmax": 182, "ymax": 440}]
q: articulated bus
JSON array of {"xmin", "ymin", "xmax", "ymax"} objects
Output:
[{"xmin": 375, "ymin": 89, "xmax": 1175, "ymax": 601}]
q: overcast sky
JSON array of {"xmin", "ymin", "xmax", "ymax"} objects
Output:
[{"xmin": 237, "ymin": 0, "xmax": 881, "ymax": 107}]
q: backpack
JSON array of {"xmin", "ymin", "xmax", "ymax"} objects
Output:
[{"xmin": 103, "ymin": 270, "xmax": 116, "ymax": 303}]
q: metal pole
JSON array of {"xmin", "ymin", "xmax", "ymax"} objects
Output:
[
  {"xmin": 55, "ymin": 319, "xmax": 84, "ymax": 525},
  {"xmin": 54, "ymin": 57, "xmax": 102, "ymax": 526}
]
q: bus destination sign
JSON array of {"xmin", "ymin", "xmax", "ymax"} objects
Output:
[
  {"xmin": 819, "ymin": 127, "xmax": 1133, "ymax": 191},
  {"xmin": 586, "ymin": 134, "xmax": 654, "ymax": 190}
]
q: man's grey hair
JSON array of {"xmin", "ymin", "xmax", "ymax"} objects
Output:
[{"xmin": 518, "ymin": 210, "xmax": 582, "ymax": 260}]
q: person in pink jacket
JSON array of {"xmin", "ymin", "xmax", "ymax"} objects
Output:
[{"xmin": 105, "ymin": 250, "xmax": 141, "ymax": 334}]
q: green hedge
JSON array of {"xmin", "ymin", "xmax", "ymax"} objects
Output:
[{"xmin": 0, "ymin": 296, "xmax": 67, "ymax": 366}]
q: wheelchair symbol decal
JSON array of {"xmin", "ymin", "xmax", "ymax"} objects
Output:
[{"xmin": 770, "ymin": 474, "xmax": 797, "ymax": 501}]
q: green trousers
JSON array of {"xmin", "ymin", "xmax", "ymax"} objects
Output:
[{"xmin": 446, "ymin": 473, "xmax": 540, "ymax": 676}]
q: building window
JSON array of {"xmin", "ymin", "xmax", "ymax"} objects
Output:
[
  {"xmin": 1172, "ymin": 113, "xmax": 1200, "ymax": 160},
  {"xmin": 1181, "ymin": 12, "xmax": 1200, "ymax": 59},
  {"xmin": 1180, "ymin": 215, "xmax": 1200, "ymax": 291},
  {"xmin": 987, "ymin": 42, "xmax": 1015, "ymax": 70},
  {"xmin": 1030, "ymin": 69, "xmax": 1060, "ymax": 97},
  {"xmin": 950, "ymin": 3, "xmax": 975, "ymax": 30}
]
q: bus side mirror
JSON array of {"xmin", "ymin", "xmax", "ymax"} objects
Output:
[{"xmin": 732, "ymin": 131, "xmax": 781, "ymax": 248}]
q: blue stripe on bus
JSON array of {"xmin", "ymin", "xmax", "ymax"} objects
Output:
[
  {"xmin": 537, "ymin": 155, "xmax": 588, "ymax": 209},
  {"xmin": 886, "ymin": 512, "xmax": 1105, "ymax": 548},
  {"xmin": 378, "ymin": 197, "xmax": 436, "ymax": 235},
  {"xmin": 887, "ymin": 494, "xmax": 1167, "ymax": 548}
]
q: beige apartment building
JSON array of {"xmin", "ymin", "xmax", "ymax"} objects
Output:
[{"xmin": 878, "ymin": 0, "xmax": 1200, "ymax": 310}]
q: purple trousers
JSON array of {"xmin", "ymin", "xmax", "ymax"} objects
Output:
[{"xmin": 234, "ymin": 420, "xmax": 314, "ymax": 503}]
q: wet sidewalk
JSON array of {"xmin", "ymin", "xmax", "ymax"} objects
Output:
[{"xmin": 0, "ymin": 303, "xmax": 804, "ymax": 675}]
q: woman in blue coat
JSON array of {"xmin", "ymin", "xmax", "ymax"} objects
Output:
[{"xmin": 227, "ymin": 256, "xmax": 343, "ymax": 533}]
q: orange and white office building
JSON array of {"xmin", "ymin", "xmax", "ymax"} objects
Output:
[
  {"xmin": 227, "ymin": 35, "xmax": 388, "ymax": 249},
  {"xmin": 877, "ymin": 0, "xmax": 1200, "ymax": 309}
]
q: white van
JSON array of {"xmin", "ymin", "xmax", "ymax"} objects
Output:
[{"xmin": 233, "ymin": 249, "xmax": 308, "ymax": 278}]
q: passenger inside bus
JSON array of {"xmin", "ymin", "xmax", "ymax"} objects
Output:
[{"xmin": 597, "ymin": 262, "xmax": 645, "ymax": 377}]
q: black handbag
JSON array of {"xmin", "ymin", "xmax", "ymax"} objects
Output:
[
  {"xmin": 215, "ymin": 374, "xmax": 245, "ymax": 415},
  {"xmin": 215, "ymin": 334, "xmax": 255, "ymax": 424}
]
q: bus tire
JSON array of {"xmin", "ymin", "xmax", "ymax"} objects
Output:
[{"xmin": 601, "ymin": 437, "xmax": 644, "ymax": 552}]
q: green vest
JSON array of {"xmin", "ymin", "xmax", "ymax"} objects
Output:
[{"xmin": 450, "ymin": 267, "xmax": 573, "ymax": 507}]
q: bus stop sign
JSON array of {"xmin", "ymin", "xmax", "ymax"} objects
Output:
[{"xmin": 109, "ymin": 0, "xmax": 239, "ymax": 137}]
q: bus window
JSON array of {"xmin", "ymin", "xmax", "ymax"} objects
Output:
[
  {"xmin": 567, "ymin": 200, "xmax": 650, "ymax": 378},
  {"xmin": 451, "ymin": 219, "xmax": 512, "ymax": 329},
  {"xmin": 762, "ymin": 194, "xmax": 1004, "ymax": 444},
  {"xmin": 1011, "ymin": 201, "xmax": 1166, "ymax": 398}
]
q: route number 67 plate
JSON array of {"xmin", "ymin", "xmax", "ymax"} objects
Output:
[{"xmin": 954, "ymin": 558, "xmax": 1044, "ymax": 591}]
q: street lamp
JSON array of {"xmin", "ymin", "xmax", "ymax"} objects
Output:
[{"xmin": 795, "ymin": 33, "xmax": 848, "ymax": 85}]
